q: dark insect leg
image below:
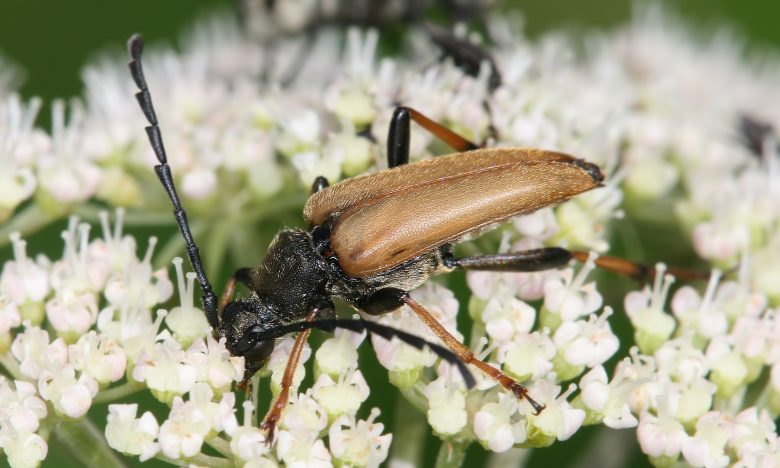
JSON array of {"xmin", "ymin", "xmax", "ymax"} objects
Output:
[
  {"xmin": 568, "ymin": 251, "xmax": 709, "ymax": 282},
  {"xmin": 400, "ymin": 294, "xmax": 545, "ymax": 415},
  {"xmin": 127, "ymin": 34, "xmax": 219, "ymax": 330},
  {"xmin": 219, "ymin": 277, "xmax": 237, "ymax": 312},
  {"xmin": 739, "ymin": 114, "xmax": 774, "ymax": 157},
  {"xmin": 426, "ymin": 22, "xmax": 502, "ymax": 91},
  {"xmin": 261, "ymin": 310, "xmax": 317, "ymax": 444},
  {"xmin": 387, "ymin": 106, "xmax": 479, "ymax": 168},
  {"xmin": 445, "ymin": 247, "xmax": 707, "ymax": 282},
  {"xmin": 311, "ymin": 175, "xmax": 329, "ymax": 194},
  {"xmin": 252, "ymin": 318, "xmax": 475, "ymax": 388},
  {"xmin": 218, "ymin": 268, "xmax": 261, "ymax": 311},
  {"xmin": 444, "ymin": 247, "xmax": 574, "ymax": 272}
]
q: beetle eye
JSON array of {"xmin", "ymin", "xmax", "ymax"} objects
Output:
[
  {"xmin": 232, "ymin": 325, "xmax": 275, "ymax": 363},
  {"xmin": 243, "ymin": 338, "xmax": 275, "ymax": 363},
  {"xmin": 232, "ymin": 324, "xmax": 262, "ymax": 354}
]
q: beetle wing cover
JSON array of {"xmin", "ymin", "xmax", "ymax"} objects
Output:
[{"xmin": 304, "ymin": 148, "xmax": 603, "ymax": 278}]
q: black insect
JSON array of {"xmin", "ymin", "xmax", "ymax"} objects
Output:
[
  {"xmin": 739, "ymin": 113, "xmax": 775, "ymax": 157},
  {"xmin": 426, "ymin": 22, "xmax": 502, "ymax": 91}
]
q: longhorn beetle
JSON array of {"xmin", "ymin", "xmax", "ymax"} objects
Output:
[{"xmin": 127, "ymin": 33, "xmax": 666, "ymax": 442}]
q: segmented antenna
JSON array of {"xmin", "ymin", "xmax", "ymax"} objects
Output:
[
  {"xmin": 253, "ymin": 318, "xmax": 477, "ymax": 388},
  {"xmin": 127, "ymin": 34, "xmax": 219, "ymax": 329}
]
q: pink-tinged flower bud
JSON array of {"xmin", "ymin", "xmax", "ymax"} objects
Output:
[
  {"xmin": 0, "ymin": 233, "xmax": 50, "ymax": 324},
  {"xmin": 68, "ymin": 331, "xmax": 127, "ymax": 385},
  {"xmin": 186, "ymin": 335, "xmax": 244, "ymax": 394},
  {"xmin": 132, "ymin": 333, "xmax": 199, "ymax": 404}
]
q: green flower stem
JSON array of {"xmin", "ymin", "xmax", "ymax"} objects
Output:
[
  {"xmin": 0, "ymin": 204, "xmax": 55, "ymax": 248},
  {"xmin": 52, "ymin": 418, "xmax": 126, "ymax": 468},
  {"xmin": 72, "ymin": 203, "xmax": 177, "ymax": 226},
  {"xmin": 389, "ymin": 393, "xmax": 427, "ymax": 467},
  {"xmin": 93, "ymin": 380, "xmax": 145, "ymax": 404},
  {"xmin": 205, "ymin": 435, "xmax": 233, "ymax": 458},
  {"xmin": 487, "ymin": 448, "xmax": 531, "ymax": 468},
  {"xmin": 156, "ymin": 452, "xmax": 232, "ymax": 467},
  {"xmin": 154, "ymin": 217, "xmax": 208, "ymax": 269},
  {"xmin": 401, "ymin": 384, "xmax": 430, "ymax": 413},
  {"xmin": 0, "ymin": 352, "xmax": 22, "ymax": 379},
  {"xmin": 205, "ymin": 211, "xmax": 232, "ymax": 281},
  {"xmin": 434, "ymin": 440, "xmax": 468, "ymax": 468},
  {"xmin": 239, "ymin": 191, "xmax": 308, "ymax": 221},
  {"xmin": 155, "ymin": 228, "xmax": 187, "ymax": 269},
  {"xmin": 469, "ymin": 321, "xmax": 486, "ymax": 352}
]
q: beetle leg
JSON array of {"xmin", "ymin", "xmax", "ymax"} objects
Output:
[
  {"xmin": 568, "ymin": 250, "xmax": 709, "ymax": 282},
  {"xmin": 426, "ymin": 22, "xmax": 502, "ymax": 92},
  {"xmin": 443, "ymin": 247, "xmax": 573, "ymax": 272},
  {"xmin": 358, "ymin": 288, "xmax": 544, "ymax": 413},
  {"xmin": 400, "ymin": 294, "xmax": 546, "ymax": 415},
  {"xmin": 444, "ymin": 247, "xmax": 707, "ymax": 282},
  {"xmin": 260, "ymin": 309, "xmax": 318, "ymax": 445},
  {"xmin": 311, "ymin": 175, "xmax": 329, "ymax": 194},
  {"xmin": 387, "ymin": 106, "xmax": 479, "ymax": 168},
  {"xmin": 218, "ymin": 268, "xmax": 263, "ymax": 311}
]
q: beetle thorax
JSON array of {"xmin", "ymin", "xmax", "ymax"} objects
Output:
[{"xmin": 253, "ymin": 229, "xmax": 331, "ymax": 322}]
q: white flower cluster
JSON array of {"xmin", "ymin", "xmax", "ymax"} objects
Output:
[
  {"xmin": 0, "ymin": 214, "xmax": 392, "ymax": 467},
  {"xmin": 1, "ymin": 4, "xmax": 780, "ymax": 467}
]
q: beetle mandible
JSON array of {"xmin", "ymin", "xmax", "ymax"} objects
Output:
[{"xmin": 127, "ymin": 33, "xmax": 654, "ymax": 442}]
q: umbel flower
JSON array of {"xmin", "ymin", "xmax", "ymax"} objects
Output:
[{"xmin": 1, "ymin": 5, "xmax": 780, "ymax": 468}]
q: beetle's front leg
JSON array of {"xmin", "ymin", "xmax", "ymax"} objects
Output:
[
  {"xmin": 260, "ymin": 302, "xmax": 334, "ymax": 445},
  {"xmin": 218, "ymin": 268, "xmax": 264, "ymax": 311},
  {"xmin": 260, "ymin": 310, "xmax": 316, "ymax": 445}
]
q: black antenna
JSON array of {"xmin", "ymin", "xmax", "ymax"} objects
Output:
[
  {"xmin": 127, "ymin": 34, "xmax": 219, "ymax": 328},
  {"xmin": 254, "ymin": 318, "xmax": 477, "ymax": 388}
]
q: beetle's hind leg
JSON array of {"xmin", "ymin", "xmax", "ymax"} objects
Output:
[
  {"xmin": 358, "ymin": 288, "xmax": 545, "ymax": 415},
  {"xmin": 387, "ymin": 106, "xmax": 479, "ymax": 168},
  {"xmin": 444, "ymin": 247, "xmax": 708, "ymax": 282},
  {"xmin": 443, "ymin": 247, "xmax": 573, "ymax": 273}
]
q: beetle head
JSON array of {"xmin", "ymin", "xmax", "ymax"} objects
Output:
[{"xmin": 219, "ymin": 298, "xmax": 279, "ymax": 369}]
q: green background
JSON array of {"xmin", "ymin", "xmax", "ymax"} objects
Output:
[{"xmin": 0, "ymin": 1, "xmax": 778, "ymax": 467}]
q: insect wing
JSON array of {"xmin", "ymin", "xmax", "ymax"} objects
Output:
[{"xmin": 312, "ymin": 148, "xmax": 603, "ymax": 277}]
